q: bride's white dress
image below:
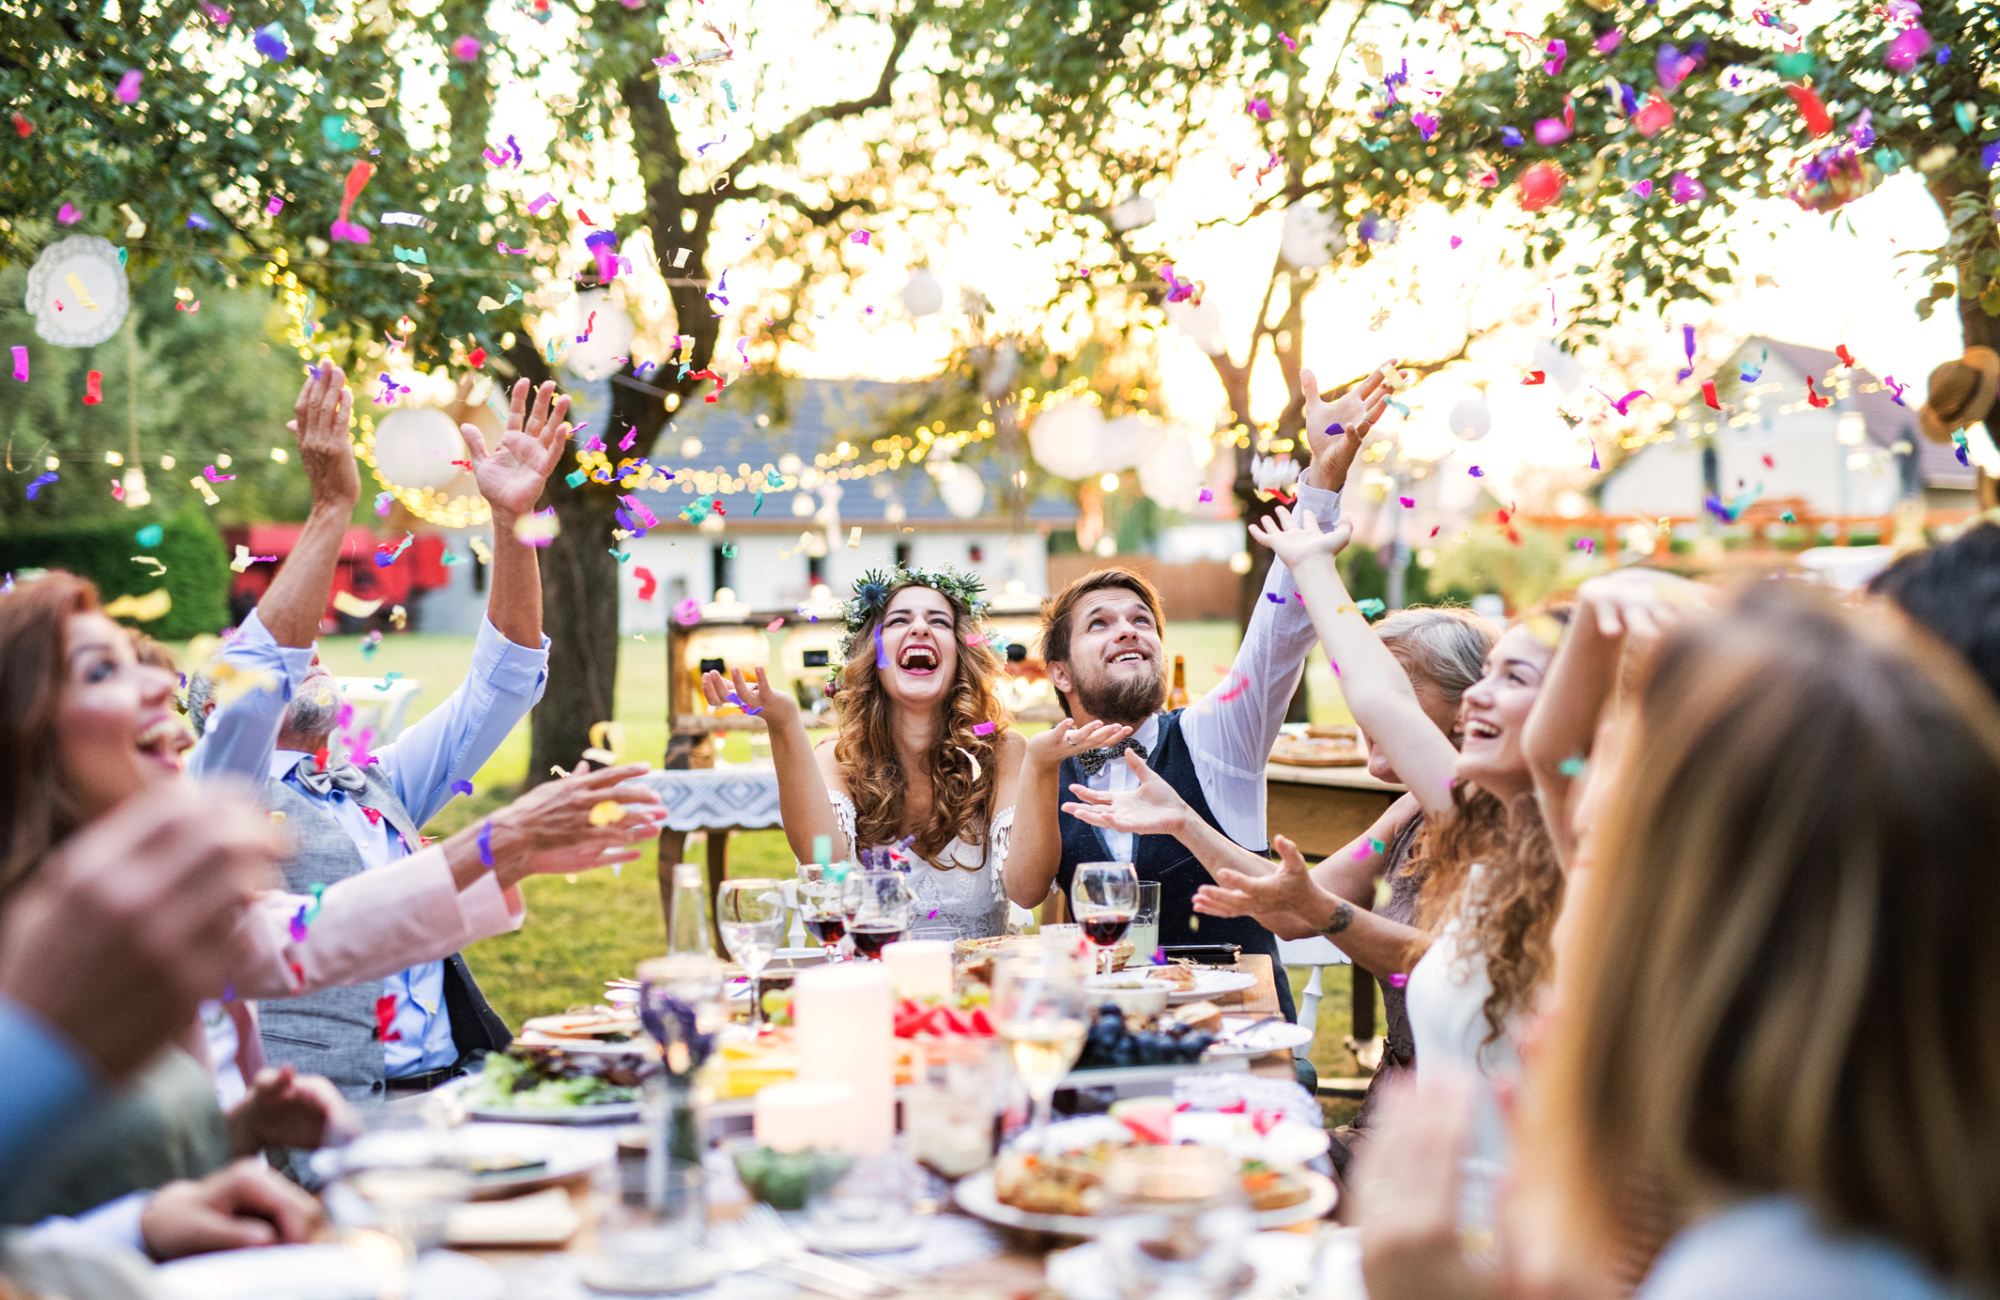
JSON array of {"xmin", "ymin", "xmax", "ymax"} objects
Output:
[{"xmin": 829, "ymin": 793, "xmax": 1016, "ymax": 939}]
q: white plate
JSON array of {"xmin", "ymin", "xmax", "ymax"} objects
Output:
[
  {"xmin": 438, "ymin": 1074, "xmax": 644, "ymax": 1126},
  {"xmin": 1203, "ymin": 1016, "xmax": 1315, "ymax": 1059},
  {"xmin": 1028, "ymin": 1113, "xmax": 1329, "ymax": 1167},
  {"xmin": 952, "ymin": 1167, "xmax": 1335, "ymax": 1237},
  {"xmin": 1168, "ymin": 970, "xmax": 1257, "ymax": 1004},
  {"xmin": 156, "ymin": 1244, "xmax": 377, "ymax": 1300},
  {"xmin": 1048, "ymin": 1231, "xmax": 1335, "ymax": 1300},
  {"xmin": 311, "ymin": 1123, "xmax": 616, "ymax": 1198},
  {"xmin": 514, "ymin": 1030, "xmax": 656, "ymax": 1057}
]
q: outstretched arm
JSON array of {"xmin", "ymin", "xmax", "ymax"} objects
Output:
[
  {"xmin": 465, "ymin": 379, "xmax": 571, "ymax": 650},
  {"xmin": 262, "ymin": 362, "xmax": 361, "ymax": 647},
  {"xmin": 707, "ymin": 667, "xmax": 844, "ymax": 864},
  {"xmin": 1248, "ymin": 506, "xmax": 1462, "ymax": 819},
  {"xmin": 1194, "ymin": 835, "xmax": 1428, "ymax": 977}
]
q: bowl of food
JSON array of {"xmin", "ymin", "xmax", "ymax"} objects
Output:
[{"xmin": 1084, "ymin": 972, "xmax": 1174, "ymax": 1020}]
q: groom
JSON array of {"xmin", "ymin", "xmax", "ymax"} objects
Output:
[{"xmin": 1013, "ymin": 364, "xmax": 1396, "ymax": 1024}]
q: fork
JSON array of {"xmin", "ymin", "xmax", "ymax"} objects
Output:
[
  {"xmin": 707, "ymin": 1216, "xmax": 883, "ymax": 1300},
  {"xmin": 740, "ymin": 1203, "xmax": 913, "ymax": 1292}
]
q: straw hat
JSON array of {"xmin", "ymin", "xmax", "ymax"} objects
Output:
[{"xmin": 1919, "ymin": 347, "xmax": 2000, "ymax": 443}]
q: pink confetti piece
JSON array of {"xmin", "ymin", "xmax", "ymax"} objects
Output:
[
  {"xmin": 115, "ymin": 69, "xmax": 142, "ymax": 103},
  {"xmin": 452, "ymin": 34, "xmax": 482, "ymax": 61},
  {"xmin": 973, "ymin": 721, "xmax": 996, "ymax": 736},
  {"xmin": 11, "ymin": 346, "xmax": 26, "ymax": 382},
  {"xmin": 1450, "ymin": 235, "xmax": 1463, "ymax": 248},
  {"xmin": 266, "ymin": 195, "xmax": 284, "ymax": 215},
  {"xmin": 56, "ymin": 203, "xmax": 79, "ymax": 225},
  {"xmin": 850, "ymin": 230, "xmax": 871, "ymax": 245},
  {"xmin": 528, "ymin": 192, "xmax": 556, "ymax": 216},
  {"xmin": 1398, "ymin": 495, "xmax": 1414, "ymax": 507},
  {"xmin": 766, "ymin": 616, "xmax": 786, "ymax": 632},
  {"xmin": 1214, "ymin": 672, "xmax": 1251, "ymax": 704},
  {"xmin": 1197, "ymin": 488, "xmax": 1214, "ymax": 503}
]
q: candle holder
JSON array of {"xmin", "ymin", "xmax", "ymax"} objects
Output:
[{"xmin": 727, "ymin": 1141, "xmax": 855, "ymax": 1211}]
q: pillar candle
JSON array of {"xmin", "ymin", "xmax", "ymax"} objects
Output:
[
  {"xmin": 753, "ymin": 1080, "xmax": 858, "ymax": 1154},
  {"xmin": 881, "ymin": 939, "xmax": 952, "ymax": 1002},
  {"xmin": 793, "ymin": 961, "xmax": 894, "ymax": 1155}
]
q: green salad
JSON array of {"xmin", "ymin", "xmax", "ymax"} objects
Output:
[{"xmin": 462, "ymin": 1045, "xmax": 645, "ymax": 1110}]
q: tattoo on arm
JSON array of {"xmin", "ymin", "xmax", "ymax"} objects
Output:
[{"xmin": 1325, "ymin": 900, "xmax": 1355, "ymax": 936}]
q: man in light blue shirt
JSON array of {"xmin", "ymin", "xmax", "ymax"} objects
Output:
[{"xmin": 191, "ymin": 365, "xmax": 576, "ymax": 1098}]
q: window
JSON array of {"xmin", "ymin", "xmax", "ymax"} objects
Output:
[
  {"xmin": 968, "ymin": 543, "xmax": 984, "ymax": 564},
  {"xmin": 711, "ymin": 543, "xmax": 732, "ymax": 595},
  {"xmin": 808, "ymin": 551, "xmax": 825, "ymax": 584},
  {"xmin": 894, "ymin": 541, "xmax": 912, "ymax": 568}
]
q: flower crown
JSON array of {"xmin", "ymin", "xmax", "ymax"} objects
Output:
[{"xmin": 836, "ymin": 564, "xmax": 989, "ymax": 663}]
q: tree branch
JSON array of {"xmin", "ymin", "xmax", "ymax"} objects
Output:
[{"xmin": 726, "ymin": 13, "xmax": 918, "ymax": 174}]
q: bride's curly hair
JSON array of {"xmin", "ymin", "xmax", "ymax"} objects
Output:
[{"xmin": 833, "ymin": 573, "xmax": 1011, "ymax": 866}]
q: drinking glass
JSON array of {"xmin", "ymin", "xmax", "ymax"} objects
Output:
[
  {"xmin": 1073, "ymin": 861, "xmax": 1140, "ymax": 974},
  {"xmin": 846, "ymin": 870, "xmax": 912, "ymax": 960},
  {"xmin": 1098, "ymin": 1145, "xmax": 1252, "ymax": 1300},
  {"xmin": 795, "ymin": 862, "xmax": 847, "ymax": 960},
  {"xmin": 993, "ymin": 952, "xmax": 1089, "ymax": 1151},
  {"xmin": 717, "ymin": 879, "xmax": 788, "ymax": 1029},
  {"xmin": 321, "ymin": 1110, "xmax": 475, "ymax": 1282},
  {"xmin": 1129, "ymin": 880, "xmax": 1162, "ymax": 964}
]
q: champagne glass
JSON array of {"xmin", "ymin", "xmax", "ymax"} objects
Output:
[
  {"xmin": 994, "ymin": 953, "xmax": 1089, "ymax": 1151},
  {"xmin": 795, "ymin": 863, "xmax": 847, "ymax": 961},
  {"xmin": 717, "ymin": 879, "xmax": 788, "ymax": 1030},
  {"xmin": 847, "ymin": 870, "xmax": 912, "ymax": 960},
  {"xmin": 1073, "ymin": 861, "xmax": 1140, "ymax": 975}
]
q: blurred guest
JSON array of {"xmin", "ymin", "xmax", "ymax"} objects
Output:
[{"xmin": 1870, "ymin": 519, "xmax": 2000, "ymax": 702}]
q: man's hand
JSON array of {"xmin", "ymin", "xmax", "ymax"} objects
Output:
[
  {"xmin": 462, "ymin": 378, "xmax": 572, "ymax": 524},
  {"xmin": 1246, "ymin": 503, "xmax": 1354, "ymax": 575},
  {"xmin": 1300, "ymin": 363, "xmax": 1395, "ymax": 493},
  {"xmin": 286, "ymin": 360, "xmax": 360, "ymax": 510},
  {"xmin": 1195, "ymin": 835, "xmax": 1327, "ymax": 921},
  {"xmin": 140, "ymin": 1160, "xmax": 326, "ymax": 1261},
  {"xmin": 227, "ymin": 1066, "xmax": 356, "ymax": 1154},
  {"xmin": 0, "ymin": 785, "xmax": 279, "ymax": 1081},
  {"xmin": 704, "ymin": 666, "xmax": 801, "ymax": 733},
  {"xmin": 1024, "ymin": 717, "xmax": 1133, "ymax": 773},
  {"xmin": 1059, "ymin": 749, "xmax": 1192, "ymax": 837}
]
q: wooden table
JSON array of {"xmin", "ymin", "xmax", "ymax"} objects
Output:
[{"xmin": 1264, "ymin": 763, "xmax": 1403, "ymax": 1044}]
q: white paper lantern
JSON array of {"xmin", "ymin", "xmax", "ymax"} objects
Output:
[
  {"xmin": 933, "ymin": 461, "xmax": 986, "ymax": 520},
  {"xmin": 1279, "ymin": 203, "xmax": 1346, "ymax": 270},
  {"xmin": 1109, "ymin": 195, "xmax": 1157, "ymax": 232},
  {"xmin": 372, "ymin": 407, "xmax": 467, "ymax": 492},
  {"xmin": 1447, "ymin": 395, "xmax": 1492, "ymax": 442},
  {"xmin": 1163, "ymin": 297, "xmax": 1228, "ymax": 357},
  {"xmin": 899, "ymin": 269, "xmax": 944, "ymax": 317},
  {"xmin": 1028, "ymin": 398, "xmax": 1105, "ymax": 480},
  {"xmin": 25, "ymin": 236, "xmax": 130, "ymax": 347},
  {"xmin": 1136, "ymin": 425, "xmax": 1208, "ymax": 509},
  {"xmin": 1088, "ymin": 415, "xmax": 1149, "ymax": 476},
  {"xmin": 563, "ymin": 287, "xmax": 636, "ymax": 382}
]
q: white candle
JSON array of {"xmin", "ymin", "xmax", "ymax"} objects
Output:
[
  {"xmin": 753, "ymin": 1080, "xmax": 858, "ymax": 1154},
  {"xmin": 881, "ymin": 939, "xmax": 952, "ymax": 1002},
  {"xmin": 793, "ymin": 961, "xmax": 894, "ymax": 1155}
]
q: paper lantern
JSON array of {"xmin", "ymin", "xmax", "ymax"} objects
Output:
[
  {"xmin": 1163, "ymin": 298, "xmax": 1228, "ymax": 357},
  {"xmin": 1280, "ymin": 202, "xmax": 1345, "ymax": 269},
  {"xmin": 25, "ymin": 236, "xmax": 130, "ymax": 347},
  {"xmin": 1028, "ymin": 398, "xmax": 1106, "ymax": 479},
  {"xmin": 563, "ymin": 287, "xmax": 636, "ymax": 382},
  {"xmin": 372, "ymin": 407, "xmax": 467, "ymax": 492},
  {"xmin": 1518, "ymin": 162, "xmax": 1566, "ymax": 212},
  {"xmin": 1136, "ymin": 424, "xmax": 1208, "ymax": 509},
  {"xmin": 1447, "ymin": 395, "xmax": 1492, "ymax": 442},
  {"xmin": 899, "ymin": 269, "xmax": 944, "ymax": 317},
  {"xmin": 1089, "ymin": 415, "xmax": 1148, "ymax": 476},
  {"xmin": 932, "ymin": 461, "xmax": 986, "ymax": 520}
]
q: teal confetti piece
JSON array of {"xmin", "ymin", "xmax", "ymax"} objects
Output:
[
  {"xmin": 1558, "ymin": 755, "xmax": 1588, "ymax": 777},
  {"xmin": 1387, "ymin": 398, "xmax": 1411, "ymax": 417},
  {"xmin": 812, "ymin": 834, "xmax": 831, "ymax": 865},
  {"xmin": 565, "ymin": 468, "xmax": 588, "ymax": 488},
  {"xmin": 1356, "ymin": 598, "xmax": 1386, "ymax": 618},
  {"xmin": 135, "ymin": 524, "xmax": 164, "ymax": 547},
  {"xmin": 753, "ymin": 487, "xmax": 764, "ymax": 515},
  {"xmin": 1955, "ymin": 102, "xmax": 1977, "ymax": 134}
]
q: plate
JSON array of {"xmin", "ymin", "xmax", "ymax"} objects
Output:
[
  {"xmin": 1203, "ymin": 1016, "xmax": 1314, "ymax": 1060},
  {"xmin": 1169, "ymin": 970, "xmax": 1256, "ymax": 1004},
  {"xmin": 1031, "ymin": 1114, "xmax": 1329, "ymax": 1167},
  {"xmin": 310, "ymin": 1123, "xmax": 616, "ymax": 1199},
  {"xmin": 438, "ymin": 1074, "xmax": 644, "ymax": 1126},
  {"xmin": 952, "ymin": 1167, "xmax": 1335, "ymax": 1238}
]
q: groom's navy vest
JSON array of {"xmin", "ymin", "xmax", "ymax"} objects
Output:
[{"xmin": 1056, "ymin": 709, "xmax": 1294, "ymax": 1023}]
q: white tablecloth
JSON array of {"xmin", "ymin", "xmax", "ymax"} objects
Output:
[{"xmin": 638, "ymin": 764, "xmax": 784, "ymax": 831}]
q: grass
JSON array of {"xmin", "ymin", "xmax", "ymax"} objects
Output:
[{"xmin": 298, "ymin": 622, "xmax": 1371, "ymax": 1089}]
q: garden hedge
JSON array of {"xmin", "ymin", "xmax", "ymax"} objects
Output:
[{"xmin": 0, "ymin": 506, "xmax": 231, "ymax": 640}]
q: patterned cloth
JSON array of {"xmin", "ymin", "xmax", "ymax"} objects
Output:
[{"xmin": 637, "ymin": 765, "xmax": 786, "ymax": 831}]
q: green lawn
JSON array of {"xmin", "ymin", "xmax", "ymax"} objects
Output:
[{"xmin": 300, "ymin": 622, "xmax": 1370, "ymax": 1089}]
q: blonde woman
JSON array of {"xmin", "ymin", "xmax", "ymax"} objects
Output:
[{"xmin": 709, "ymin": 567, "xmax": 1125, "ymax": 938}]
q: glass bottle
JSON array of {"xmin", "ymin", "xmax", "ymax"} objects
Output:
[
  {"xmin": 666, "ymin": 862, "xmax": 717, "ymax": 957},
  {"xmin": 1167, "ymin": 654, "xmax": 1190, "ymax": 710}
]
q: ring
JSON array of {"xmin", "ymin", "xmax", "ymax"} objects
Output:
[{"xmin": 1066, "ymin": 736, "xmax": 1077, "ymax": 746}]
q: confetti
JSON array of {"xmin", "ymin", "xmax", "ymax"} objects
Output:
[
  {"xmin": 1702, "ymin": 381, "xmax": 1720, "ymax": 409},
  {"xmin": 25, "ymin": 472, "xmax": 57, "ymax": 499},
  {"xmin": 83, "ymin": 370, "xmax": 102, "ymax": 405},
  {"xmin": 765, "ymin": 616, "xmax": 786, "ymax": 632},
  {"xmin": 673, "ymin": 597, "xmax": 701, "ymax": 627},
  {"xmin": 588, "ymin": 800, "xmax": 626, "ymax": 827},
  {"xmin": 851, "ymin": 230, "xmax": 871, "ymax": 245},
  {"xmin": 1265, "ymin": 592, "xmax": 1286, "ymax": 604},
  {"xmin": 1558, "ymin": 756, "xmax": 1588, "ymax": 777},
  {"xmin": 513, "ymin": 509, "xmax": 560, "ymax": 546},
  {"xmin": 102, "ymin": 588, "xmax": 172, "ymax": 622},
  {"xmin": 1521, "ymin": 371, "xmax": 1545, "ymax": 385},
  {"xmin": 10, "ymin": 346, "xmax": 25, "ymax": 381},
  {"xmin": 1467, "ymin": 465, "xmax": 1484, "ymax": 478},
  {"xmin": 252, "ymin": 21, "xmax": 289, "ymax": 61},
  {"xmin": 190, "ymin": 476, "xmax": 219, "ymax": 505},
  {"xmin": 203, "ymin": 463, "xmax": 234, "ymax": 484},
  {"xmin": 451, "ymin": 779, "xmax": 474, "ymax": 796},
  {"xmin": 1398, "ymin": 495, "xmax": 1415, "ymax": 508},
  {"xmin": 1805, "ymin": 376, "xmax": 1832, "ymax": 409},
  {"xmin": 331, "ymin": 161, "xmax": 374, "ymax": 244},
  {"xmin": 332, "ymin": 590, "xmax": 383, "ymax": 618},
  {"xmin": 634, "ymin": 567, "xmax": 658, "ymax": 600},
  {"xmin": 1597, "ymin": 387, "xmax": 1649, "ymax": 416},
  {"xmin": 374, "ymin": 994, "xmax": 401, "ymax": 1042},
  {"xmin": 115, "ymin": 69, "xmax": 143, "ymax": 103},
  {"xmin": 131, "ymin": 556, "xmax": 167, "ymax": 576},
  {"xmin": 478, "ymin": 818, "xmax": 494, "ymax": 866},
  {"xmin": 875, "ymin": 625, "xmax": 889, "ymax": 669},
  {"xmin": 1356, "ymin": 598, "xmax": 1385, "ymax": 618},
  {"xmin": 973, "ymin": 721, "xmax": 997, "ymax": 736}
]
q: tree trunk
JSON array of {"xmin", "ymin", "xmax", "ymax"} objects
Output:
[{"xmin": 528, "ymin": 488, "xmax": 621, "ymax": 783}]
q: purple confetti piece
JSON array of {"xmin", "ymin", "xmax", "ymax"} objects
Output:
[
  {"xmin": 479, "ymin": 818, "xmax": 494, "ymax": 867},
  {"xmin": 25, "ymin": 472, "xmax": 57, "ymax": 499},
  {"xmin": 1265, "ymin": 592, "xmax": 1286, "ymax": 604},
  {"xmin": 222, "ymin": 983, "xmax": 235, "ymax": 1002},
  {"xmin": 1500, "ymin": 125, "xmax": 1523, "ymax": 147},
  {"xmin": 874, "ymin": 625, "xmax": 888, "ymax": 669},
  {"xmin": 1388, "ymin": 973, "xmax": 1408, "ymax": 989},
  {"xmin": 1467, "ymin": 465, "xmax": 1484, "ymax": 478},
  {"xmin": 451, "ymin": 779, "xmax": 474, "ymax": 796},
  {"xmin": 288, "ymin": 905, "xmax": 310, "ymax": 942}
]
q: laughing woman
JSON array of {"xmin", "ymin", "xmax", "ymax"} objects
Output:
[{"xmin": 709, "ymin": 566, "xmax": 1127, "ymax": 939}]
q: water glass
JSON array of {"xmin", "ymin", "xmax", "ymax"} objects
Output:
[
  {"xmin": 586, "ymin": 1158, "xmax": 716, "ymax": 1294},
  {"xmin": 1098, "ymin": 1145, "xmax": 1253, "ymax": 1300},
  {"xmin": 717, "ymin": 879, "xmax": 788, "ymax": 1029},
  {"xmin": 906, "ymin": 1036, "xmax": 1004, "ymax": 1178},
  {"xmin": 1129, "ymin": 881, "xmax": 1161, "ymax": 964}
]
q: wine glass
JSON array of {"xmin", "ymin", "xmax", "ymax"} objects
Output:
[
  {"xmin": 717, "ymin": 879, "xmax": 788, "ymax": 1030},
  {"xmin": 846, "ymin": 870, "xmax": 912, "ymax": 960},
  {"xmin": 1073, "ymin": 861, "xmax": 1140, "ymax": 975},
  {"xmin": 993, "ymin": 953, "xmax": 1089, "ymax": 1151},
  {"xmin": 795, "ymin": 862, "xmax": 847, "ymax": 961}
]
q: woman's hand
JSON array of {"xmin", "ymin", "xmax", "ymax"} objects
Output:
[
  {"xmin": 488, "ymin": 762, "xmax": 668, "ymax": 868},
  {"xmin": 1573, "ymin": 568, "xmax": 1709, "ymax": 645},
  {"xmin": 1195, "ymin": 835, "xmax": 1332, "ymax": 921},
  {"xmin": 1024, "ymin": 717, "xmax": 1133, "ymax": 772},
  {"xmin": 1060, "ymin": 749, "xmax": 1192, "ymax": 837},
  {"xmin": 461, "ymin": 378, "xmax": 571, "ymax": 525},
  {"xmin": 228, "ymin": 1065, "xmax": 355, "ymax": 1154},
  {"xmin": 1301, "ymin": 362, "xmax": 1396, "ymax": 492},
  {"xmin": 1247, "ymin": 504, "xmax": 1354, "ymax": 574},
  {"xmin": 704, "ymin": 666, "xmax": 802, "ymax": 733}
]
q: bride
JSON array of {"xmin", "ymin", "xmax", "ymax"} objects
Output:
[{"xmin": 704, "ymin": 566, "xmax": 1126, "ymax": 939}]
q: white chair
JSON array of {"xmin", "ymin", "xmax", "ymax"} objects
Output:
[
  {"xmin": 1276, "ymin": 935, "xmax": 1351, "ymax": 1062},
  {"xmin": 333, "ymin": 676, "xmax": 423, "ymax": 743}
]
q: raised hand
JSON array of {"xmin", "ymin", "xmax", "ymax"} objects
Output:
[
  {"xmin": 1195, "ymin": 835, "xmax": 1324, "ymax": 919},
  {"xmin": 703, "ymin": 666, "xmax": 802, "ymax": 732},
  {"xmin": 1300, "ymin": 363, "xmax": 1396, "ymax": 493},
  {"xmin": 487, "ymin": 762, "xmax": 668, "ymax": 875},
  {"xmin": 1246, "ymin": 503, "xmax": 1354, "ymax": 573},
  {"xmin": 286, "ymin": 359, "xmax": 360, "ymax": 509},
  {"xmin": 462, "ymin": 378, "xmax": 572, "ymax": 522},
  {"xmin": 1060, "ymin": 749, "xmax": 1191, "ymax": 836},
  {"xmin": 1025, "ymin": 716, "xmax": 1133, "ymax": 772},
  {"xmin": 1574, "ymin": 568, "xmax": 1710, "ymax": 645}
]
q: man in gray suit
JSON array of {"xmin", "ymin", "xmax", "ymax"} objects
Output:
[{"xmin": 194, "ymin": 363, "xmax": 575, "ymax": 1100}]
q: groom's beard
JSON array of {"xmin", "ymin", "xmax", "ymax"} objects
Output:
[
  {"xmin": 1071, "ymin": 664, "xmax": 1167, "ymax": 727},
  {"xmin": 284, "ymin": 686, "xmax": 341, "ymax": 738}
]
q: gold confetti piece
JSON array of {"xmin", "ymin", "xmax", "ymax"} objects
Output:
[
  {"xmin": 513, "ymin": 513, "xmax": 559, "ymax": 545},
  {"xmin": 1527, "ymin": 614, "xmax": 1566, "ymax": 649},
  {"xmin": 390, "ymin": 604, "xmax": 408, "ymax": 629},
  {"xmin": 230, "ymin": 544, "xmax": 255, "ymax": 574},
  {"xmin": 190, "ymin": 476, "xmax": 220, "ymax": 505},
  {"xmin": 581, "ymin": 748, "xmax": 619, "ymax": 765},
  {"xmin": 269, "ymin": 810, "xmax": 286, "ymax": 824},
  {"xmin": 588, "ymin": 800, "xmax": 626, "ymax": 826},
  {"xmin": 102, "ymin": 588, "xmax": 174, "ymax": 622},
  {"xmin": 65, "ymin": 273, "xmax": 100, "ymax": 311},
  {"xmin": 131, "ymin": 555, "xmax": 167, "ymax": 576},
  {"xmin": 549, "ymin": 764, "xmax": 571, "ymax": 779},
  {"xmin": 847, "ymin": 525, "xmax": 862, "ymax": 548},
  {"xmin": 589, "ymin": 720, "xmax": 626, "ymax": 759},
  {"xmin": 333, "ymin": 590, "xmax": 383, "ymax": 618},
  {"xmin": 469, "ymin": 536, "xmax": 493, "ymax": 565}
]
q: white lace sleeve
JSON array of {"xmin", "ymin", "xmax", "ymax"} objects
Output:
[
  {"xmin": 831, "ymin": 792, "xmax": 858, "ymax": 856},
  {"xmin": 986, "ymin": 806, "xmax": 1017, "ymax": 902}
]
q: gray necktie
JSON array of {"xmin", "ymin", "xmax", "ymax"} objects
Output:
[
  {"xmin": 289, "ymin": 755, "xmax": 370, "ymax": 797},
  {"xmin": 1076, "ymin": 737, "xmax": 1148, "ymax": 777}
]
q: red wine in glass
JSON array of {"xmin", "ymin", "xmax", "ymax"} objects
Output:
[
  {"xmin": 804, "ymin": 914, "xmax": 846, "ymax": 946},
  {"xmin": 1082, "ymin": 913, "xmax": 1134, "ymax": 946},
  {"xmin": 850, "ymin": 925, "xmax": 904, "ymax": 958}
]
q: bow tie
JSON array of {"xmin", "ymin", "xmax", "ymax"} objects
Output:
[
  {"xmin": 1076, "ymin": 737, "xmax": 1148, "ymax": 777},
  {"xmin": 289, "ymin": 755, "xmax": 370, "ymax": 797}
]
